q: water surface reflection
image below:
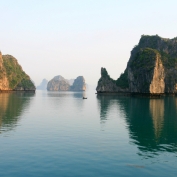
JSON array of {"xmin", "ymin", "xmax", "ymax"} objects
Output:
[
  {"xmin": 47, "ymin": 91, "xmax": 86, "ymax": 111},
  {"xmin": 0, "ymin": 92, "xmax": 34, "ymax": 133},
  {"xmin": 97, "ymin": 95, "xmax": 177, "ymax": 154}
]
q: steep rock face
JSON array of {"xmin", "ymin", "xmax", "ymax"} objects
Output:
[
  {"xmin": 36, "ymin": 79, "xmax": 48, "ymax": 90},
  {"xmin": 0, "ymin": 52, "xmax": 3, "ymax": 69},
  {"xmin": 0, "ymin": 52, "xmax": 35, "ymax": 91},
  {"xmin": 0, "ymin": 52, "xmax": 9, "ymax": 90},
  {"xmin": 47, "ymin": 75, "xmax": 70, "ymax": 91},
  {"xmin": 127, "ymin": 35, "xmax": 177, "ymax": 93},
  {"xmin": 97, "ymin": 35, "xmax": 177, "ymax": 94},
  {"xmin": 149, "ymin": 56, "xmax": 165, "ymax": 93},
  {"xmin": 70, "ymin": 76, "xmax": 86, "ymax": 91},
  {"xmin": 165, "ymin": 69, "xmax": 177, "ymax": 93},
  {"xmin": 128, "ymin": 48, "xmax": 165, "ymax": 93},
  {"xmin": 96, "ymin": 68, "xmax": 129, "ymax": 92}
]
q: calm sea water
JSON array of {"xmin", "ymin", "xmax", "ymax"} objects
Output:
[{"xmin": 0, "ymin": 89, "xmax": 177, "ymax": 177}]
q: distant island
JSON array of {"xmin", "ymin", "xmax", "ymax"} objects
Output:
[
  {"xmin": 97, "ymin": 35, "xmax": 177, "ymax": 95},
  {"xmin": 47, "ymin": 75, "xmax": 86, "ymax": 91},
  {"xmin": 0, "ymin": 52, "xmax": 35, "ymax": 92},
  {"xmin": 36, "ymin": 79, "xmax": 48, "ymax": 90}
]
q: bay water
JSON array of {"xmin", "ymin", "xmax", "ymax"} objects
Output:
[{"xmin": 0, "ymin": 89, "xmax": 176, "ymax": 177}]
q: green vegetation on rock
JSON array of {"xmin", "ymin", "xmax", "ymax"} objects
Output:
[
  {"xmin": 129, "ymin": 48, "xmax": 158, "ymax": 72},
  {"xmin": 97, "ymin": 67, "xmax": 129, "ymax": 91},
  {"xmin": 1, "ymin": 55, "xmax": 35, "ymax": 90},
  {"xmin": 98, "ymin": 67, "xmax": 115, "ymax": 84},
  {"xmin": 96, "ymin": 35, "xmax": 177, "ymax": 93},
  {"xmin": 116, "ymin": 70, "xmax": 129, "ymax": 89},
  {"xmin": 160, "ymin": 51, "xmax": 177, "ymax": 69},
  {"xmin": 133, "ymin": 35, "xmax": 177, "ymax": 69}
]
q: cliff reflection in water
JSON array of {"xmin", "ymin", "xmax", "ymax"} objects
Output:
[
  {"xmin": 97, "ymin": 95, "xmax": 177, "ymax": 153},
  {"xmin": 0, "ymin": 92, "xmax": 34, "ymax": 133}
]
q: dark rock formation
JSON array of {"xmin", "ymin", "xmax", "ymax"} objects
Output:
[
  {"xmin": 96, "ymin": 68, "xmax": 129, "ymax": 92},
  {"xmin": 97, "ymin": 35, "xmax": 177, "ymax": 94},
  {"xmin": 36, "ymin": 79, "xmax": 48, "ymax": 90},
  {"xmin": 0, "ymin": 52, "xmax": 35, "ymax": 91},
  {"xmin": 47, "ymin": 75, "xmax": 86, "ymax": 91}
]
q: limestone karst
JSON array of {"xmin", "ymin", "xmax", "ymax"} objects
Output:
[
  {"xmin": 0, "ymin": 52, "xmax": 35, "ymax": 91},
  {"xmin": 97, "ymin": 35, "xmax": 177, "ymax": 94},
  {"xmin": 47, "ymin": 75, "xmax": 70, "ymax": 91},
  {"xmin": 70, "ymin": 76, "xmax": 86, "ymax": 91},
  {"xmin": 47, "ymin": 75, "xmax": 86, "ymax": 91}
]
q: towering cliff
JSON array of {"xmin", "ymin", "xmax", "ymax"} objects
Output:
[
  {"xmin": 47, "ymin": 75, "xmax": 86, "ymax": 91},
  {"xmin": 97, "ymin": 35, "xmax": 177, "ymax": 94},
  {"xmin": 0, "ymin": 52, "xmax": 35, "ymax": 91}
]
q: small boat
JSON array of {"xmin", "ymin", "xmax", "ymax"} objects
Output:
[{"xmin": 83, "ymin": 97, "xmax": 87, "ymax": 99}]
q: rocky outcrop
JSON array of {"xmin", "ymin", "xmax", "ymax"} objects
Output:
[
  {"xmin": 36, "ymin": 79, "xmax": 48, "ymax": 90},
  {"xmin": 128, "ymin": 35, "xmax": 177, "ymax": 94},
  {"xmin": 47, "ymin": 75, "xmax": 70, "ymax": 91},
  {"xmin": 97, "ymin": 35, "xmax": 177, "ymax": 94},
  {"xmin": 70, "ymin": 76, "xmax": 86, "ymax": 91},
  {"xmin": 128, "ymin": 48, "xmax": 165, "ymax": 93},
  {"xmin": 47, "ymin": 75, "xmax": 86, "ymax": 91},
  {"xmin": 0, "ymin": 52, "xmax": 35, "ymax": 91},
  {"xmin": 96, "ymin": 68, "xmax": 129, "ymax": 92}
]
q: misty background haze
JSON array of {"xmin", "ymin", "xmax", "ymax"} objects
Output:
[{"xmin": 1, "ymin": 0, "xmax": 177, "ymax": 86}]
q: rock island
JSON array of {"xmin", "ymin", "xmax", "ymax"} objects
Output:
[
  {"xmin": 0, "ymin": 52, "xmax": 35, "ymax": 92},
  {"xmin": 97, "ymin": 35, "xmax": 177, "ymax": 95},
  {"xmin": 47, "ymin": 75, "xmax": 86, "ymax": 91}
]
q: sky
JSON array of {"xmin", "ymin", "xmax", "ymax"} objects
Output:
[{"xmin": 1, "ymin": 0, "xmax": 177, "ymax": 86}]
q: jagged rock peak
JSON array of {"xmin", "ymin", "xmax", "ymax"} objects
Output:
[
  {"xmin": 96, "ymin": 67, "xmax": 129, "ymax": 93},
  {"xmin": 101, "ymin": 67, "xmax": 109, "ymax": 77}
]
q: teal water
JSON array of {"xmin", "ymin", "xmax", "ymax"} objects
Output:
[{"xmin": 0, "ymin": 90, "xmax": 176, "ymax": 177}]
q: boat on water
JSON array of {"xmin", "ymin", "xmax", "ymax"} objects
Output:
[{"xmin": 83, "ymin": 97, "xmax": 87, "ymax": 99}]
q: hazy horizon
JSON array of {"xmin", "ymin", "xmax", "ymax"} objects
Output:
[{"xmin": 1, "ymin": 0, "xmax": 177, "ymax": 86}]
